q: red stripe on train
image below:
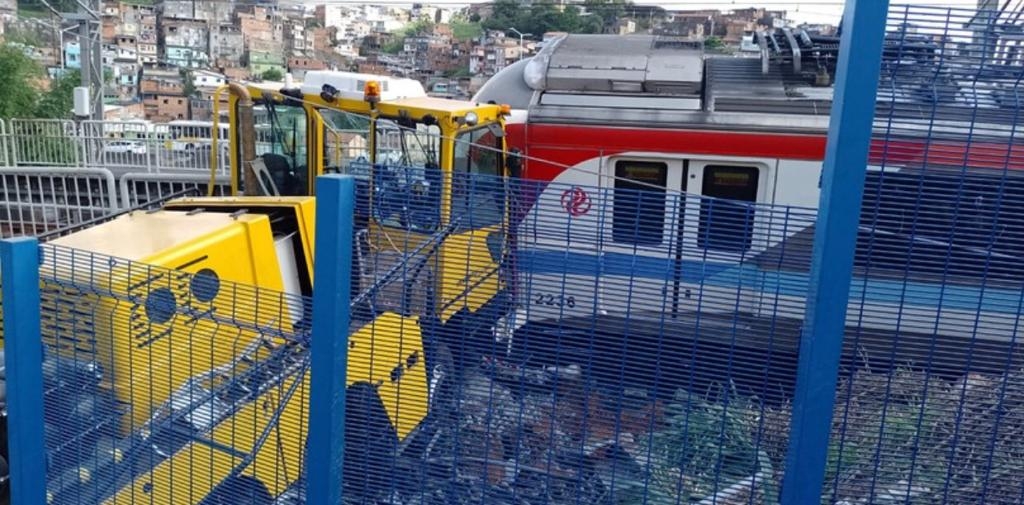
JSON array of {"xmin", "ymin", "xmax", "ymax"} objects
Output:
[{"xmin": 507, "ymin": 123, "xmax": 1024, "ymax": 182}]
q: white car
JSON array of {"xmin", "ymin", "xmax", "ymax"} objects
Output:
[{"xmin": 103, "ymin": 140, "xmax": 148, "ymax": 155}]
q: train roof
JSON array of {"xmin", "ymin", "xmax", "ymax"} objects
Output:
[{"xmin": 474, "ymin": 29, "xmax": 1024, "ymax": 138}]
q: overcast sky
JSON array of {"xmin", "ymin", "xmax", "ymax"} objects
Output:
[{"xmin": 638, "ymin": 1, "xmax": 988, "ymax": 24}]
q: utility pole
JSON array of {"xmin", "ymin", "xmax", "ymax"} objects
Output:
[
  {"xmin": 35, "ymin": 0, "xmax": 104, "ymax": 119},
  {"xmin": 87, "ymin": 0, "xmax": 104, "ymax": 121},
  {"xmin": 49, "ymin": 15, "xmax": 62, "ymax": 68},
  {"xmin": 509, "ymin": 27, "xmax": 532, "ymax": 61},
  {"xmin": 54, "ymin": 0, "xmax": 104, "ymax": 120},
  {"xmin": 971, "ymin": 0, "xmax": 1000, "ymax": 58}
]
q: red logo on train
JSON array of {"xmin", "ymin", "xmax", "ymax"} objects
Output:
[{"xmin": 561, "ymin": 186, "xmax": 592, "ymax": 217}]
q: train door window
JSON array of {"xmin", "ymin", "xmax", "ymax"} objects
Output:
[
  {"xmin": 699, "ymin": 165, "xmax": 759, "ymax": 253},
  {"xmin": 613, "ymin": 160, "xmax": 668, "ymax": 246}
]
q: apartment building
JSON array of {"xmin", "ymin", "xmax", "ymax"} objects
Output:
[
  {"xmin": 161, "ymin": 17, "xmax": 210, "ymax": 68},
  {"xmin": 140, "ymin": 67, "xmax": 188, "ymax": 121},
  {"xmin": 287, "ymin": 57, "xmax": 327, "ymax": 79}
]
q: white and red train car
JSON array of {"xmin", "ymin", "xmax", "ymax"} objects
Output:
[{"xmin": 471, "ymin": 33, "xmax": 1024, "ymax": 388}]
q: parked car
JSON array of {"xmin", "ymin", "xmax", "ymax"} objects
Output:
[{"xmin": 103, "ymin": 140, "xmax": 148, "ymax": 155}]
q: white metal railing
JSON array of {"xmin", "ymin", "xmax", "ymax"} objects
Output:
[
  {"xmin": 119, "ymin": 172, "xmax": 231, "ymax": 209},
  {"xmin": 0, "ymin": 166, "xmax": 119, "ymax": 237},
  {"xmin": 0, "ymin": 118, "xmax": 383, "ymax": 175},
  {"xmin": 0, "ymin": 119, "xmax": 252, "ymax": 237},
  {"xmin": 75, "ymin": 119, "xmax": 225, "ymax": 174},
  {"xmin": 0, "ymin": 118, "xmax": 228, "ymax": 174},
  {"xmin": 0, "ymin": 118, "xmax": 380, "ymax": 237},
  {"xmin": 9, "ymin": 119, "xmax": 80, "ymax": 167},
  {"xmin": 0, "ymin": 119, "xmax": 9, "ymax": 167},
  {"xmin": 79, "ymin": 120, "xmax": 156, "ymax": 172}
]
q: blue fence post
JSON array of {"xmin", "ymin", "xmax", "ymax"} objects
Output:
[
  {"xmin": 307, "ymin": 174, "xmax": 355, "ymax": 505},
  {"xmin": 1, "ymin": 237, "xmax": 47, "ymax": 505},
  {"xmin": 780, "ymin": 0, "xmax": 890, "ymax": 503}
]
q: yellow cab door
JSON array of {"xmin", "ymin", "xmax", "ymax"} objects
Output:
[
  {"xmin": 363, "ymin": 117, "xmax": 447, "ymax": 317},
  {"xmin": 438, "ymin": 122, "xmax": 508, "ymax": 323},
  {"xmin": 231, "ymin": 95, "xmax": 312, "ymax": 197},
  {"xmin": 362, "ymin": 115, "xmax": 509, "ymax": 324}
]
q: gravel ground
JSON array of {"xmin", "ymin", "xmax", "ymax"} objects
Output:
[
  {"xmin": 351, "ymin": 361, "xmax": 1024, "ymax": 505},
  {"xmin": 761, "ymin": 367, "xmax": 1024, "ymax": 505}
]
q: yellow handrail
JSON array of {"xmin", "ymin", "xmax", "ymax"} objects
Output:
[{"xmin": 209, "ymin": 82, "xmax": 255, "ymax": 196}]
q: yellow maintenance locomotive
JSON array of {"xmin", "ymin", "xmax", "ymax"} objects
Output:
[{"xmin": 4, "ymin": 71, "xmax": 515, "ymax": 504}]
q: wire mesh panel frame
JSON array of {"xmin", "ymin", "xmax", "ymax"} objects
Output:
[
  {"xmin": 0, "ymin": 166, "xmax": 119, "ymax": 238},
  {"xmin": 333, "ymin": 164, "xmax": 826, "ymax": 505}
]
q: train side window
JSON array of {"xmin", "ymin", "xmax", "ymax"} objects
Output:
[
  {"xmin": 699, "ymin": 165, "xmax": 759, "ymax": 253},
  {"xmin": 613, "ymin": 160, "xmax": 668, "ymax": 246}
]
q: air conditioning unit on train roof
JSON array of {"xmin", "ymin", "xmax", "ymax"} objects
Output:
[
  {"xmin": 299, "ymin": 70, "xmax": 427, "ymax": 101},
  {"xmin": 527, "ymin": 34, "xmax": 704, "ymax": 98}
]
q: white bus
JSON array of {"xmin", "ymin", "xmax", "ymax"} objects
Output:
[{"xmin": 166, "ymin": 120, "xmax": 230, "ymax": 152}]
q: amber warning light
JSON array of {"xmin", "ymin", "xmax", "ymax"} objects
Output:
[
  {"xmin": 500, "ymin": 104, "xmax": 512, "ymax": 115},
  {"xmin": 364, "ymin": 81, "xmax": 381, "ymax": 106}
]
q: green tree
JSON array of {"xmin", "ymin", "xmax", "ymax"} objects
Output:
[
  {"xmin": 704, "ymin": 36, "xmax": 724, "ymax": 50},
  {"xmin": 480, "ymin": 0, "xmax": 521, "ymax": 32},
  {"xmin": 0, "ymin": 43, "xmax": 43, "ymax": 119},
  {"xmin": 4, "ymin": 25, "xmax": 45, "ymax": 47},
  {"xmin": 445, "ymin": 66, "xmax": 471, "ymax": 78},
  {"xmin": 579, "ymin": 14, "xmax": 604, "ymax": 34},
  {"xmin": 451, "ymin": 20, "xmax": 483, "ymax": 41},
  {"xmin": 261, "ymin": 68, "xmax": 284, "ymax": 81},
  {"xmin": 480, "ymin": 0, "xmax": 620, "ymax": 37},
  {"xmin": 403, "ymin": 18, "xmax": 434, "ymax": 36},
  {"xmin": 381, "ymin": 38, "xmax": 404, "ymax": 54},
  {"xmin": 18, "ymin": 0, "xmax": 79, "ymax": 14},
  {"xmin": 582, "ymin": 0, "xmax": 628, "ymax": 32},
  {"xmin": 180, "ymin": 68, "xmax": 198, "ymax": 98},
  {"xmin": 382, "ymin": 17, "xmax": 436, "ymax": 55},
  {"xmin": 35, "ymin": 69, "xmax": 80, "ymax": 119}
]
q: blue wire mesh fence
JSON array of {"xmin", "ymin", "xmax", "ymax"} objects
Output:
[
  {"xmin": 4, "ymin": 3, "xmax": 1024, "ymax": 504},
  {"xmin": 342, "ymin": 169, "xmax": 819, "ymax": 505},
  {"xmin": 820, "ymin": 5, "xmax": 1024, "ymax": 504},
  {"xmin": 32, "ymin": 243, "xmax": 314, "ymax": 504}
]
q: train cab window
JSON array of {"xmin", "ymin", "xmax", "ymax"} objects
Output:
[
  {"xmin": 253, "ymin": 102, "xmax": 308, "ymax": 196},
  {"xmin": 372, "ymin": 121, "xmax": 443, "ymax": 232},
  {"xmin": 613, "ymin": 160, "xmax": 668, "ymax": 246},
  {"xmin": 319, "ymin": 109, "xmax": 371, "ymax": 174},
  {"xmin": 699, "ymin": 165, "xmax": 759, "ymax": 253}
]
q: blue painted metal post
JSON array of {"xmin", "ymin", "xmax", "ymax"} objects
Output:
[
  {"xmin": 780, "ymin": 0, "xmax": 890, "ymax": 503},
  {"xmin": 1, "ymin": 238, "xmax": 47, "ymax": 505},
  {"xmin": 307, "ymin": 174, "xmax": 355, "ymax": 505}
]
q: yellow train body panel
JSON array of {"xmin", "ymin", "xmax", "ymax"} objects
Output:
[
  {"xmin": 45, "ymin": 209, "xmax": 303, "ymax": 433},
  {"xmin": 346, "ymin": 312, "xmax": 428, "ymax": 439},
  {"xmin": 162, "ymin": 196, "xmax": 319, "ymax": 288},
  {"xmin": 8, "ymin": 156, "xmax": 471, "ymax": 501},
  {"xmin": 102, "ymin": 372, "xmax": 310, "ymax": 504},
  {"xmin": 439, "ymin": 227, "xmax": 504, "ymax": 321},
  {"xmin": 100, "ymin": 310, "xmax": 426, "ymax": 505}
]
